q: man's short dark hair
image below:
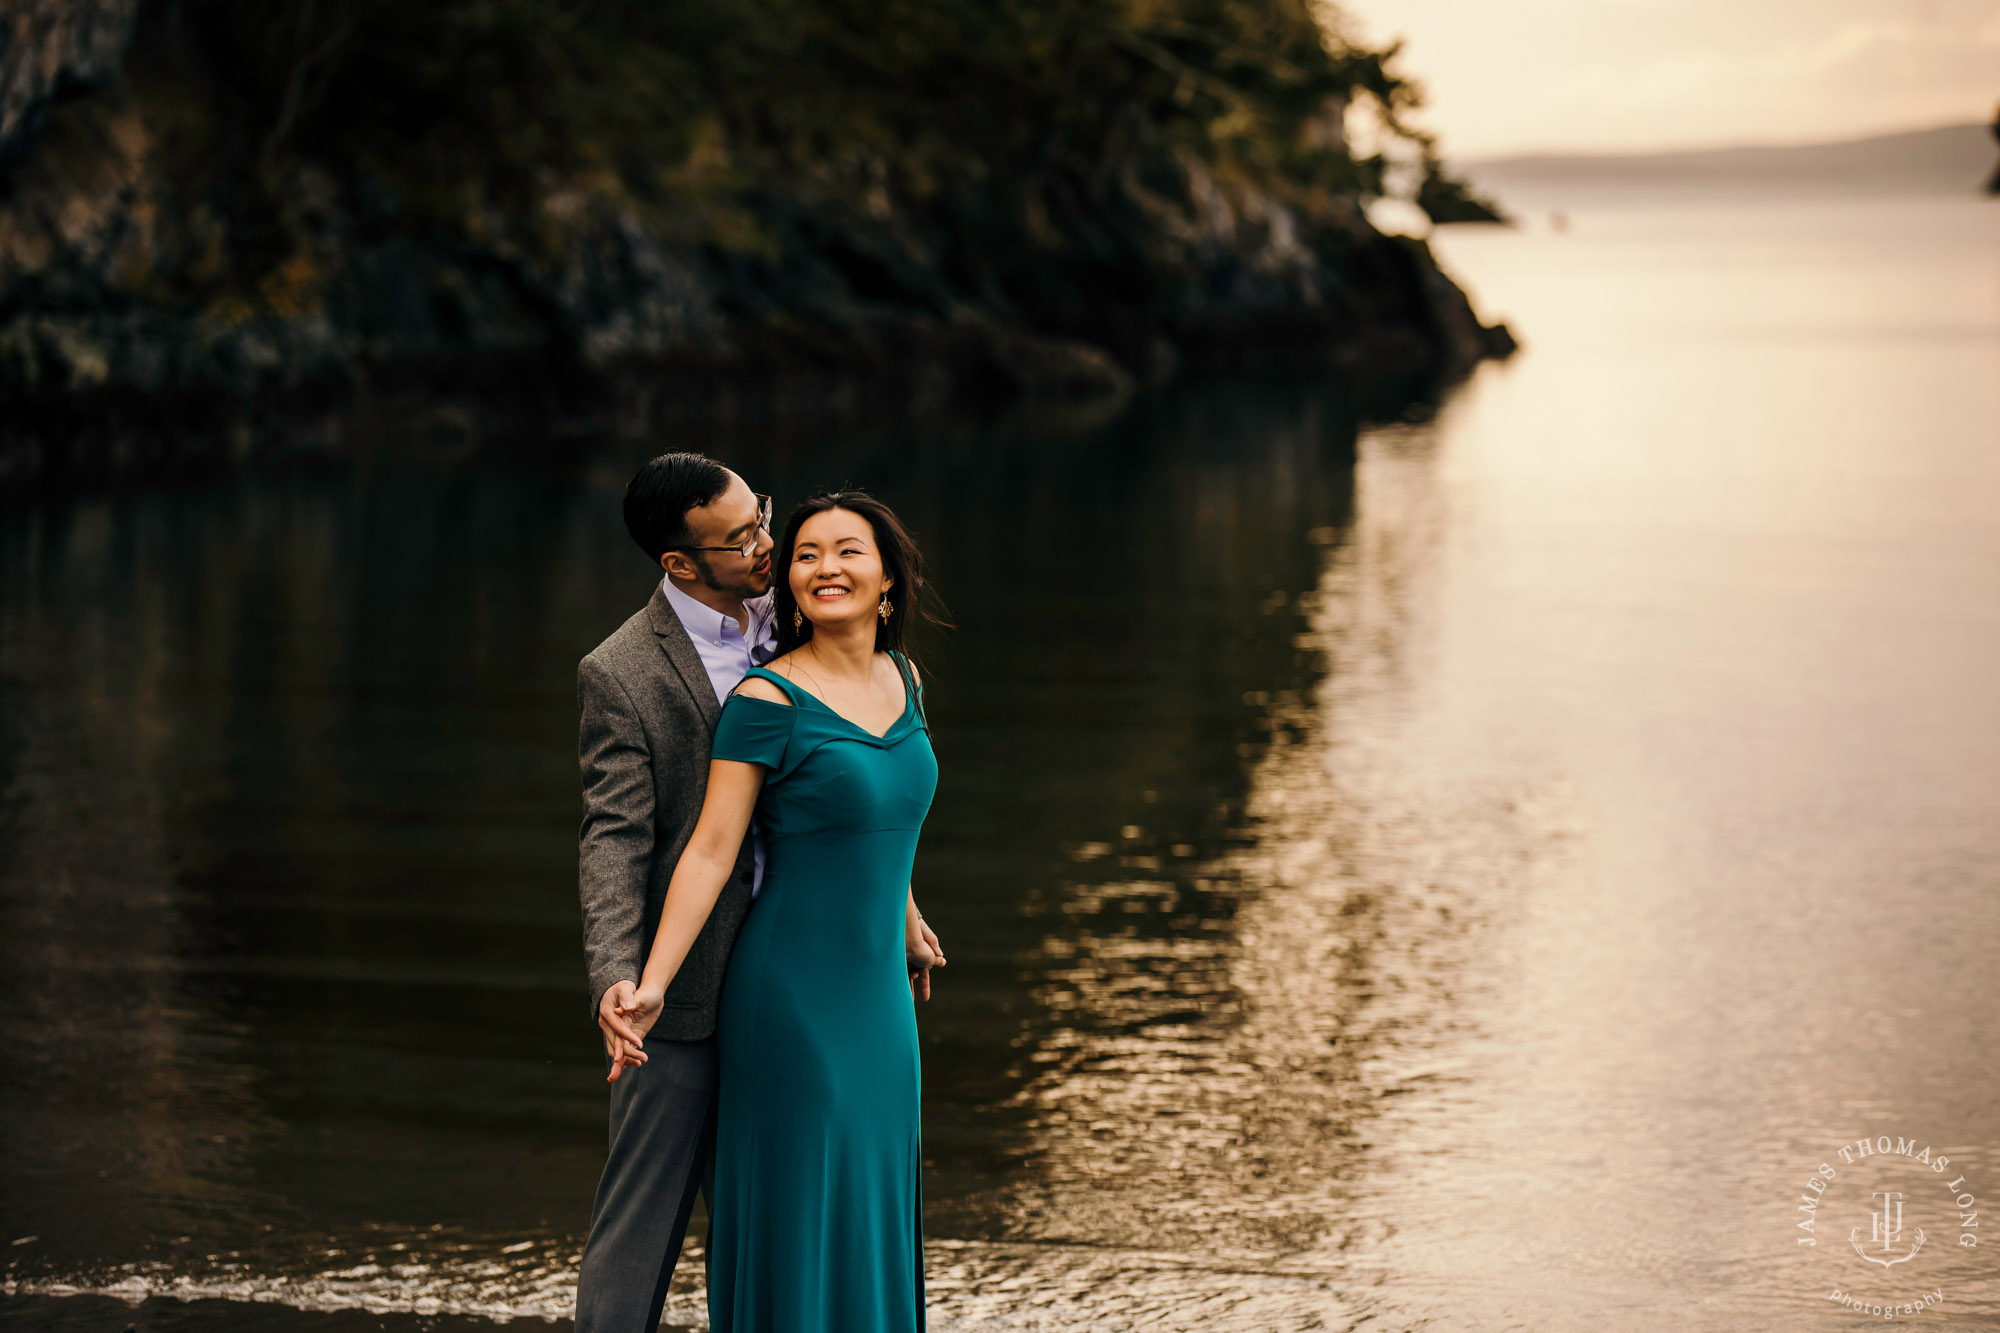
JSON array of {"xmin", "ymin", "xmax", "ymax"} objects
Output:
[{"xmin": 623, "ymin": 453, "xmax": 731, "ymax": 562}]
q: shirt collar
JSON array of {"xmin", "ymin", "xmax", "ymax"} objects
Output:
[
  {"xmin": 744, "ymin": 592, "xmax": 775, "ymax": 640},
  {"xmin": 661, "ymin": 576, "xmax": 774, "ymax": 647}
]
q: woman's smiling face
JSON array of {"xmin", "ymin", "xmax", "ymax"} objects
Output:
[{"xmin": 791, "ymin": 507, "xmax": 893, "ymax": 631}]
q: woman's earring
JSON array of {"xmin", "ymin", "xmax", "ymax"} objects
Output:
[
  {"xmin": 878, "ymin": 593, "xmax": 892, "ymax": 623},
  {"xmin": 793, "ymin": 608, "xmax": 803, "ymax": 633}
]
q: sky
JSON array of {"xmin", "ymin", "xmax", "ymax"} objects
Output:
[{"xmin": 1335, "ymin": 0, "xmax": 2000, "ymax": 159}]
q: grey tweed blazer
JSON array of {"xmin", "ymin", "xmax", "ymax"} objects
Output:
[{"xmin": 577, "ymin": 584, "xmax": 757, "ymax": 1041}]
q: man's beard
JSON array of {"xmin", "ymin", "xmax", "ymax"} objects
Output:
[{"xmin": 691, "ymin": 552, "xmax": 768, "ymax": 600}]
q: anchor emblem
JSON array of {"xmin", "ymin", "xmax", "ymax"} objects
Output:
[{"xmin": 1850, "ymin": 1190, "xmax": 1926, "ymax": 1268}]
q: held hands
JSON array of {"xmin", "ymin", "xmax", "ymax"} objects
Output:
[
  {"xmin": 907, "ymin": 917, "xmax": 946, "ymax": 1003},
  {"xmin": 599, "ymin": 923, "xmax": 942, "ymax": 1084},
  {"xmin": 597, "ymin": 980, "xmax": 663, "ymax": 1083}
]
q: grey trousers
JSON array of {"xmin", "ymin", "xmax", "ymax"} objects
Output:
[{"xmin": 574, "ymin": 1034, "xmax": 717, "ymax": 1333}]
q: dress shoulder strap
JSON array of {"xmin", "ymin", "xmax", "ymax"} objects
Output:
[
  {"xmin": 737, "ymin": 665, "xmax": 806, "ymax": 704},
  {"xmin": 890, "ymin": 651, "xmax": 926, "ymax": 726}
]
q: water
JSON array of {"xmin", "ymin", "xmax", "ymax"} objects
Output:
[{"xmin": 3, "ymin": 193, "xmax": 1997, "ymax": 1330}]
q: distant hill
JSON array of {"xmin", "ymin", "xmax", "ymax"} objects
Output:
[{"xmin": 1461, "ymin": 123, "xmax": 1996, "ymax": 197}]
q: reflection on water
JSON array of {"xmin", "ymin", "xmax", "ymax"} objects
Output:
[
  {"xmin": 0, "ymin": 376, "xmax": 1384, "ymax": 1327},
  {"xmin": 998, "ymin": 455, "xmax": 1469, "ymax": 1253},
  {"xmin": 927, "ymin": 423, "xmax": 1582, "ymax": 1330},
  {"xmin": 5, "ymin": 194, "xmax": 2000, "ymax": 1332}
]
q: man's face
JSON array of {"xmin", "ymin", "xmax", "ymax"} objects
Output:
[{"xmin": 667, "ymin": 472, "xmax": 775, "ymax": 599}]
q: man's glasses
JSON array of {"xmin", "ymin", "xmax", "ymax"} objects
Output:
[{"xmin": 678, "ymin": 494, "xmax": 774, "ymax": 560}]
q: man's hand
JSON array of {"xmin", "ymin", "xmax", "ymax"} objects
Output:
[
  {"xmin": 906, "ymin": 917, "xmax": 946, "ymax": 1003},
  {"xmin": 597, "ymin": 980, "xmax": 652, "ymax": 1083},
  {"xmin": 608, "ymin": 982, "xmax": 666, "ymax": 1081}
]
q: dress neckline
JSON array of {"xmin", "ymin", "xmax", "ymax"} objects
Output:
[{"xmin": 740, "ymin": 661, "xmax": 915, "ymax": 742}]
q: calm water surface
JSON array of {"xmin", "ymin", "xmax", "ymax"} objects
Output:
[{"xmin": 3, "ymin": 194, "xmax": 1997, "ymax": 1330}]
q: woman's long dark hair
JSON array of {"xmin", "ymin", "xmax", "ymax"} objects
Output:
[{"xmin": 771, "ymin": 490, "xmax": 947, "ymax": 663}]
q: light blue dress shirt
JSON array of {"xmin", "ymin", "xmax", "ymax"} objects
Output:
[{"xmin": 662, "ymin": 577, "xmax": 778, "ymax": 895}]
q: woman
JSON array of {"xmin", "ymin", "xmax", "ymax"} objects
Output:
[{"xmin": 615, "ymin": 490, "xmax": 942, "ymax": 1332}]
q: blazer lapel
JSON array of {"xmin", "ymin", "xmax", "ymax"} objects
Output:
[{"xmin": 646, "ymin": 585, "xmax": 722, "ymax": 730}]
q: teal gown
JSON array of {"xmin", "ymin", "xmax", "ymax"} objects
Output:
[{"xmin": 706, "ymin": 652, "xmax": 936, "ymax": 1333}]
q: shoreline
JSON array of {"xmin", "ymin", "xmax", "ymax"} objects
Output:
[{"xmin": 0, "ymin": 347, "xmax": 1493, "ymax": 503}]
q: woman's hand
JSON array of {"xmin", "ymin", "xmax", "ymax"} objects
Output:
[
  {"xmin": 616, "ymin": 983, "xmax": 665, "ymax": 1030},
  {"xmin": 906, "ymin": 916, "xmax": 945, "ymax": 1002},
  {"xmin": 598, "ymin": 980, "xmax": 649, "ymax": 1082},
  {"xmin": 605, "ymin": 984, "xmax": 665, "ymax": 1082}
]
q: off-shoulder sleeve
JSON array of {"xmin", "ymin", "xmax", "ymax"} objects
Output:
[{"xmin": 712, "ymin": 694, "xmax": 797, "ymax": 771}]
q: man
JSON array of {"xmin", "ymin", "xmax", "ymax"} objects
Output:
[{"xmin": 573, "ymin": 453, "xmax": 943, "ymax": 1332}]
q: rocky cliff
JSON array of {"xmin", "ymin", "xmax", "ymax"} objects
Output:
[
  {"xmin": 0, "ymin": 0, "xmax": 1512, "ymax": 485},
  {"xmin": 0, "ymin": 0, "xmax": 139, "ymax": 167}
]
